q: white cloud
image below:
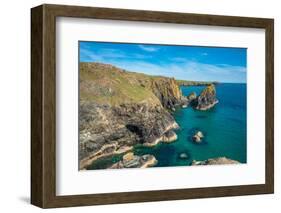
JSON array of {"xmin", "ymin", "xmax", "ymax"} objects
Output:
[
  {"xmin": 105, "ymin": 59, "xmax": 246, "ymax": 83},
  {"xmin": 80, "ymin": 46, "xmax": 246, "ymax": 83}
]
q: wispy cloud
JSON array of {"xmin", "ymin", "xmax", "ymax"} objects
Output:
[
  {"xmin": 104, "ymin": 59, "xmax": 246, "ymax": 83},
  {"xmin": 80, "ymin": 47, "xmax": 150, "ymax": 62},
  {"xmin": 138, "ymin": 45, "xmax": 159, "ymax": 52},
  {"xmin": 79, "ymin": 42, "xmax": 246, "ymax": 83}
]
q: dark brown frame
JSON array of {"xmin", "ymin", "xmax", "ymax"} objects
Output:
[{"xmin": 31, "ymin": 4, "xmax": 274, "ymax": 208}]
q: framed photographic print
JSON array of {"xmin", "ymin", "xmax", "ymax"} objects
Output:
[{"xmin": 31, "ymin": 4, "xmax": 274, "ymax": 208}]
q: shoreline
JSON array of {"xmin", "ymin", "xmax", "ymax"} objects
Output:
[{"xmin": 80, "ymin": 78, "xmax": 246, "ymax": 170}]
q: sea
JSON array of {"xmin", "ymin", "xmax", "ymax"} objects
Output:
[{"xmin": 88, "ymin": 83, "xmax": 247, "ymax": 169}]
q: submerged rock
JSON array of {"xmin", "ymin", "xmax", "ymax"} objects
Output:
[
  {"xmin": 195, "ymin": 84, "xmax": 218, "ymax": 110},
  {"xmin": 109, "ymin": 152, "xmax": 158, "ymax": 169},
  {"xmin": 191, "ymin": 157, "xmax": 240, "ymax": 166},
  {"xmin": 179, "ymin": 153, "xmax": 189, "ymax": 159}
]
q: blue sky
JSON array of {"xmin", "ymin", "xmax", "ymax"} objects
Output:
[{"xmin": 79, "ymin": 41, "xmax": 247, "ymax": 83}]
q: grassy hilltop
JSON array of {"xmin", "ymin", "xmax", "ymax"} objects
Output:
[{"xmin": 80, "ymin": 62, "xmax": 182, "ymax": 108}]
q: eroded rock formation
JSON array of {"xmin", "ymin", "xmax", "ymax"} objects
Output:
[
  {"xmin": 79, "ymin": 63, "xmax": 183, "ymax": 169},
  {"xmin": 194, "ymin": 84, "xmax": 218, "ymax": 110}
]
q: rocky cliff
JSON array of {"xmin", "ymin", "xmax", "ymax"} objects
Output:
[
  {"xmin": 142, "ymin": 77, "xmax": 184, "ymax": 109},
  {"xmin": 79, "ymin": 62, "xmax": 182, "ymax": 169},
  {"xmin": 194, "ymin": 84, "xmax": 218, "ymax": 110}
]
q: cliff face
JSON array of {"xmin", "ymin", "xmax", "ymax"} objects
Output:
[
  {"xmin": 149, "ymin": 78, "xmax": 183, "ymax": 109},
  {"xmin": 79, "ymin": 62, "xmax": 181, "ymax": 169},
  {"xmin": 195, "ymin": 84, "xmax": 218, "ymax": 110}
]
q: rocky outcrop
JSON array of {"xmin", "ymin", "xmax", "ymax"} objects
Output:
[
  {"xmin": 194, "ymin": 84, "xmax": 218, "ymax": 110},
  {"xmin": 177, "ymin": 80, "xmax": 218, "ymax": 86},
  {"xmin": 192, "ymin": 131, "xmax": 204, "ymax": 143},
  {"xmin": 79, "ymin": 101, "xmax": 179, "ymax": 169},
  {"xmin": 187, "ymin": 92, "xmax": 197, "ymax": 102},
  {"xmin": 108, "ymin": 152, "xmax": 157, "ymax": 169},
  {"xmin": 162, "ymin": 130, "xmax": 178, "ymax": 143},
  {"xmin": 79, "ymin": 63, "xmax": 185, "ymax": 170},
  {"xmin": 191, "ymin": 157, "xmax": 240, "ymax": 166},
  {"xmin": 149, "ymin": 78, "xmax": 182, "ymax": 109},
  {"xmin": 137, "ymin": 76, "xmax": 186, "ymax": 110}
]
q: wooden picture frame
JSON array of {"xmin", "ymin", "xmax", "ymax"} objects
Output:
[{"xmin": 31, "ymin": 4, "xmax": 274, "ymax": 208}]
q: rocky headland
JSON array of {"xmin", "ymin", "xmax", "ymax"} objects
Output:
[
  {"xmin": 177, "ymin": 80, "xmax": 218, "ymax": 86},
  {"xmin": 79, "ymin": 62, "xmax": 184, "ymax": 169},
  {"xmin": 79, "ymin": 62, "xmax": 236, "ymax": 170}
]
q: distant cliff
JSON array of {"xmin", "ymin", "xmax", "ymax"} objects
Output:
[
  {"xmin": 79, "ymin": 62, "xmax": 183, "ymax": 169},
  {"xmin": 177, "ymin": 80, "xmax": 218, "ymax": 86}
]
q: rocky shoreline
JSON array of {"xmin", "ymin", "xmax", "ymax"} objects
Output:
[
  {"xmin": 191, "ymin": 157, "xmax": 240, "ymax": 166},
  {"xmin": 79, "ymin": 62, "xmax": 239, "ymax": 170},
  {"xmin": 108, "ymin": 152, "xmax": 158, "ymax": 169},
  {"xmin": 79, "ymin": 63, "xmax": 186, "ymax": 169}
]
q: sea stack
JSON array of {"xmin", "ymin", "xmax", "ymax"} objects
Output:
[{"xmin": 195, "ymin": 84, "xmax": 218, "ymax": 110}]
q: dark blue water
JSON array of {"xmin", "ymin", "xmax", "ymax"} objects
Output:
[
  {"xmin": 89, "ymin": 83, "xmax": 247, "ymax": 169},
  {"xmin": 134, "ymin": 83, "xmax": 247, "ymax": 166}
]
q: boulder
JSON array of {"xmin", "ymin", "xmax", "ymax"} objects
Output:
[
  {"xmin": 192, "ymin": 131, "xmax": 204, "ymax": 143},
  {"xmin": 162, "ymin": 130, "xmax": 178, "ymax": 143},
  {"xmin": 187, "ymin": 92, "xmax": 197, "ymax": 101}
]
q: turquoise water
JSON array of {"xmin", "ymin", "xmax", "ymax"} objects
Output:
[
  {"xmin": 88, "ymin": 83, "xmax": 247, "ymax": 169},
  {"xmin": 134, "ymin": 83, "xmax": 247, "ymax": 166}
]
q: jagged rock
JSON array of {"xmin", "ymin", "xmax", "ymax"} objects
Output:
[
  {"xmin": 187, "ymin": 92, "xmax": 197, "ymax": 101},
  {"xmin": 192, "ymin": 131, "xmax": 204, "ymax": 143},
  {"xmin": 79, "ymin": 102, "xmax": 179, "ymax": 169},
  {"xmin": 162, "ymin": 130, "xmax": 178, "ymax": 143},
  {"xmin": 195, "ymin": 84, "xmax": 218, "ymax": 110},
  {"xmin": 79, "ymin": 62, "xmax": 187, "ymax": 169},
  {"xmin": 191, "ymin": 157, "xmax": 240, "ymax": 166},
  {"xmin": 109, "ymin": 153, "xmax": 158, "ymax": 169}
]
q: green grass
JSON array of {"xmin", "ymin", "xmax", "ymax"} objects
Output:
[{"xmin": 80, "ymin": 62, "xmax": 161, "ymax": 106}]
